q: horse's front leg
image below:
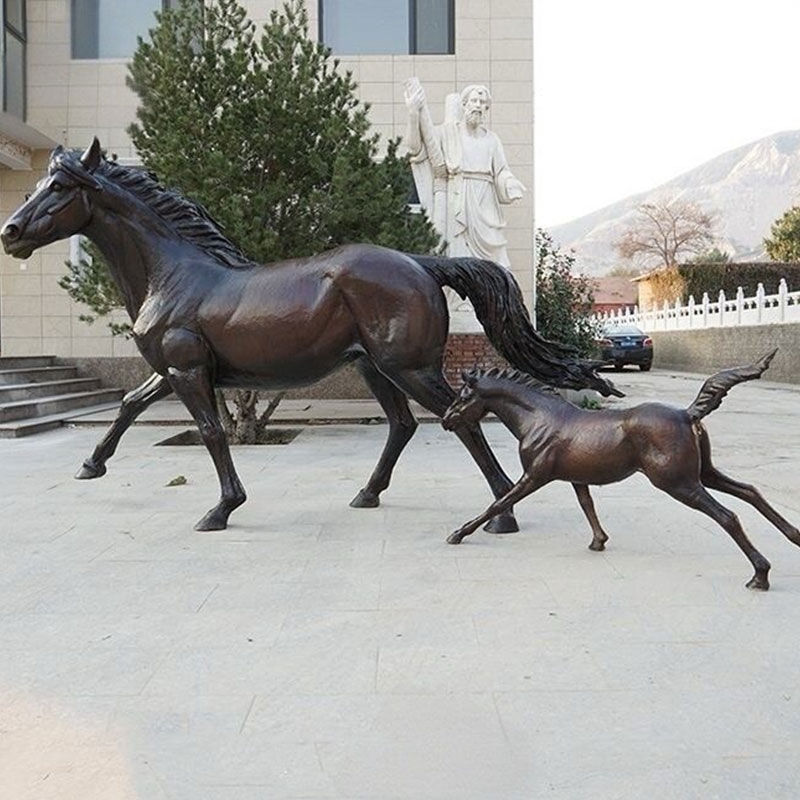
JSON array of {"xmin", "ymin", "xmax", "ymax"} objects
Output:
[
  {"xmin": 162, "ymin": 333, "xmax": 246, "ymax": 531},
  {"xmin": 76, "ymin": 372, "xmax": 173, "ymax": 479},
  {"xmin": 447, "ymin": 474, "xmax": 543, "ymax": 545}
]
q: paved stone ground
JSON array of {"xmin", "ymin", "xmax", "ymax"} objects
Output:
[{"xmin": 2, "ymin": 367, "xmax": 800, "ymax": 799}]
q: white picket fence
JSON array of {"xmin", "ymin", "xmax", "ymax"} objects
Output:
[{"xmin": 593, "ymin": 279, "xmax": 800, "ymax": 332}]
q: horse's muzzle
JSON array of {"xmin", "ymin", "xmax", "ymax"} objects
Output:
[
  {"xmin": 1, "ymin": 220, "xmax": 35, "ymax": 259},
  {"xmin": 441, "ymin": 409, "xmax": 460, "ymax": 431},
  {"xmin": 1, "ymin": 222, "xmax": 19, "ymax": 247}
]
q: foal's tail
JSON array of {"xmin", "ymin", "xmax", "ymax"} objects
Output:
[
  {"xmin": 410, "ymin": 254, "xmax": 623, "ymax": 397},
  {"xmin": 686, "ymin": 348, "xmax": 777, "ymax": 421}
]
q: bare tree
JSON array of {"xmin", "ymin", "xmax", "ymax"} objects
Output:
[{"xmin": 615, "ymin": 199, "xmax": 717, "ymax": 269}]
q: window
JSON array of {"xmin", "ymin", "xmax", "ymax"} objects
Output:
[
  {"xmin": 320, "ymin": 0, "xmax": 454, "ymax": 55},
  {"xmin": 2, "ymin": 0, "xmax": 26, "ymax": 118},
  {"xmin": 71, "ymin": 0, "xmax": 188, "ymax": 60}
]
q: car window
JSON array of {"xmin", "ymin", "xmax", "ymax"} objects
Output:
[{"xmin": 603, "ymin": 325, "xmax": 643, "ymax": 335}]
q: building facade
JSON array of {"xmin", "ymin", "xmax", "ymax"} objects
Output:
[{"xmin": 0, "ymin": 0, "xmax": 533, "ymax": 359}]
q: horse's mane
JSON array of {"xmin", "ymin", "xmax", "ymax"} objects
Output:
[
  {"xmin": 465, "ymin": 366, "xmax": 559, "ymax": 396},
  {"xmin": 95, "ymin": 158, "xmax": 254, "ymax": 270}
]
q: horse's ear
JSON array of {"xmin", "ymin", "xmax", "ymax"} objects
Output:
[
  {"xmin": 80, "ymin": 137, "xmax": 102, "ymax": 173},
  {"xmin": 462, "ymin": 369, "xmax": 478, "ymax": 386},
  {"xmin": 52, "ymin": 144, "xmax": 65, "ymax": 157}
]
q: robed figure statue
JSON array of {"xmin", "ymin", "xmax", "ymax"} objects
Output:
[{"xmin": 404, "ymin": 78, "xmax": 526, "ymax": 269}]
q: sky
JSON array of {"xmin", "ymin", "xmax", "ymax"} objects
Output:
[{"xmin": 533, "ymin": 0, "xmax": 800, "ymax": 228}]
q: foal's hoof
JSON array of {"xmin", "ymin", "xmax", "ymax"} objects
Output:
[
  {"xmin": 349, "ymin": 489, "xmax": 380, "ymax": 508},
  {"xmin": 75, "ymin": 460, "xmax": 106, "ymax": 480},
  {"xmin": 447, "ymin": 531, "xmax": 466, "ymax": 545},
  {"xmin": 588, "ymin": 541, "xmax": 606, "ymax": 552},
  {"xmin": 484, "ymin": 513, "xmax": 518, "ymax": 534},
  {"xmin": 745, "ymin": 575, "xmax": 770, "ymax": 591}
]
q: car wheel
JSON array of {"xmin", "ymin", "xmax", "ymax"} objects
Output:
[
  {"xmin": 613, "ymin": 363, "xmax": 623, "ymax": 372},
  {"xmin": 639, "ymin": 363, "xmax": 651, "ymax": 372}
]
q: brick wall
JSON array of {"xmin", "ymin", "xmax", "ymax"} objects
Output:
[{"xmin": 443, "ymin": 333, "xmax": 508, "ymax": 386}]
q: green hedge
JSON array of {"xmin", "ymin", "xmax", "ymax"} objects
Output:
[{"xmin": 678, "ymin": 262, "xmax": 800, "ymax": 301}]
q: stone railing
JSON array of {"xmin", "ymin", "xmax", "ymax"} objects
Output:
[{"xmin": 594, "ymin": 279, "xmax": 800, "ymax": 332}]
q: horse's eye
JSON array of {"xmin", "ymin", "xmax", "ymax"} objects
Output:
[{"xmin": 51, "ymin": 181, "xmax": 63, "ymax": 192}]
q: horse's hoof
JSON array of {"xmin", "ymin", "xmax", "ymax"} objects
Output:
[
  {"xmin": 75, "ymin": 461, "xmax": 106, "ymax": 480},
  {"xmin": 588, "ymin": 541, "xmax": 606, "ymax": 552},
  {"xmin": 484, "ymin": 513, "xmax": 518, "ymax": 534},
  {"xmin": 350, "ymin": 489, "xmax": 379, "ymax": 508},
  {"xmin": 745, "ymin": 575, "xmax": 769, "ymax": 591},
  {"xmin": 447, "ymin": 531, "xmax": 465, "ymax": 545},
  {"xmin": 194, "ymin": 512, "xmax": 228, "ymax": 532}
]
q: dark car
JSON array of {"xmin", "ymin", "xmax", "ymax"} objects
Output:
[{"xmin": 597, "ymin": 324, "xmax": 653, "ymax": 371}]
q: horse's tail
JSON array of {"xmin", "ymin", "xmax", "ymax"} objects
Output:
[
  {"xmin": 410, "ymin": 253, "xmax": 623, "ymax": 397},
  {"xmin": 686, "ymin": 348, "xmax": 777, "ymax": 421}
]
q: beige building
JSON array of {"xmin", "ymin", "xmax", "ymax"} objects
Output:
[{"xmin": 0, "ymin": 0, "xmax": 533, "ymax": 359}]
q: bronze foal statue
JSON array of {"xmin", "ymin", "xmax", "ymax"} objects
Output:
[
  {"xmin": 0, "ymin": 139, "xmax": 618, "ymax": 532},
  {"xmin": 442, "ymin": 349, "xmax": 800, "ymax": 590}
]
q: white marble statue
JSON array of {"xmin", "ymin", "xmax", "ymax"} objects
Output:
[{"xmin": 404, "ymin": 78, "xmax": 526, "ymax": 268}]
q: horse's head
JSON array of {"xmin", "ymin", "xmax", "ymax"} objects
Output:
[
  {"xmin": 442, "ymin": 369, "xmax": 488, "ymax": 430},
  {"xmin": 1, "ymin": 138, "xmax": 103, "ymax": 259}
]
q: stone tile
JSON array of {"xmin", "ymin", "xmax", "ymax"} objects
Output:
[
  {"xmin": 145, "ymin": 639, "xmax": 378, "ymax": 698},
  {"xmin": 376, "ymin": 641, "xmax": 603, "ymax": 694}
]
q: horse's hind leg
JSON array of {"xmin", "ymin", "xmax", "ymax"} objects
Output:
[
  {"xmin": 573, "ymin": 484, "xmax": 609, "ymax": 551},
  {"xmin": 350, "ymin": 359, "xmax": 418, "ymax": 508},
  {"xmin": 390, "ymin": 365, "xmax": 518, "ymax": 533},
  {"xmin": 76, "ymin": 372, "xmax": 173, "ymax": 479},
  {"xmin": 662, "ymin": 481, "xmax": 771, "ymax": 590},
  {"xmin": 698, "ymin": 429, "xmax": 800, "ymax": 547}
]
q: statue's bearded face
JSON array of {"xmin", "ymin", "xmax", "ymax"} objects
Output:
[{"xmin": 463, "ymin": 89, "xmax": 490, "ymax": 127}]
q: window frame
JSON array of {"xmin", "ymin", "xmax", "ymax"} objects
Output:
[
  {"xmin": 70, "ymin": 0, "xmax": 188, "ymax": 61},
  {"xmin": 2, "ymin": 0, "xmax": 26, "ymax": 118},
  {"xmin": 318, "ymin": 0, "xmax": 455, "ymax": 56}
]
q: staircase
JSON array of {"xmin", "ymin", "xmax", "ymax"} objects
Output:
[{"xmin": 0, "ymin": 356, "xmax": 124, "ymax": 438}]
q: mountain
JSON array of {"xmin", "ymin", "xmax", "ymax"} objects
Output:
[{"xmin": 548, "ymin": 130, "xmax": 800, "ymax": 276}]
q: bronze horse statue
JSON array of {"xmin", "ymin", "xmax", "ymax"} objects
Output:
[
  {"xmin": 0, "ymin": 139, "xmax": 618, "ymax": 532},
  {"xmin": 442, "ymin": 350, "xmax": 800, "ymax": 590}
]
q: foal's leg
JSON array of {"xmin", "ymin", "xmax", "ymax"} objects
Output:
[
  {"xmin": 573, "ymin": 484, "xmax": 609, "ymax": 551},
  {"xmin": 390, "ymin": 365, "xmax": 518, "ymax": 533},
  {"xmin": 166, "ymin": 362, "xmax": 246, "ymax": 531},
  {"xmin": 350, "ymin": 359, "xmax": 418, "ymax": 508},
  {"xmin": 662, "ymin": 482, "xmax": 771, "ymax": 590},
  {"xmin": 698, "ymin": 429, "xmax": 800, "ymax": 547},
  {"xmin": 447, "ymin": 474, "xmax": 545, "ymax": 544},
  {"xmin": 76, "ymin": 372, "xmax": 173, "ymax": 479}
]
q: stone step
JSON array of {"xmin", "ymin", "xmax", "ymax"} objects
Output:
[
  {"xmin": 0, "ymin": 378, "xmax": 101, "ymax": 404},
  {"xmin": 0, "ymin": 355, "xmax": 56, "ymax": 370},
  {"xmin": 0, "ymin": 402, "xmax": 122, "ymax": 439},
  {"xmin": 0, "ymin": 365, "xmax": 80, "ymax": 385},
  {"xmin": 0, "ymin": 388, "xmax": 124, "ymax": 423}
]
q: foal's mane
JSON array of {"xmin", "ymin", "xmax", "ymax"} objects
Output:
[
  {"xmin": 466, "ymin": 366, "xmax": 559, "ymax": 396},
  {"xmin": 94, "ymin": 157, "xmax": 254, "ymax": 270}
]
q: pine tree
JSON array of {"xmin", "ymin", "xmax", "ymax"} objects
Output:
[
  {"xmin": 63, "ymin": 0, "xmax": 439, "ymax": 443},
  {"xmin": 126, "ymin": 0, "xmax": 438, "ymax": 262},
  {"xmin": 764, "ymin": 206, "xmax": 800, "ymax": 262}
]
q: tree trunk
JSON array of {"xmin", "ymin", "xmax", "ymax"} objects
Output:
[{"xmin": 216, "ymin": 389, "xmax": 286, "ymax": 444}]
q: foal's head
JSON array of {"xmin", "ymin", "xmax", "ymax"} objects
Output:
[
  {"xmin": 443, "ymin": 367, "xmax": 559, "ymax": 431},
  {"xmin": 442, "ymin": 369, "xmax": 488, "ymax": 430}
]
